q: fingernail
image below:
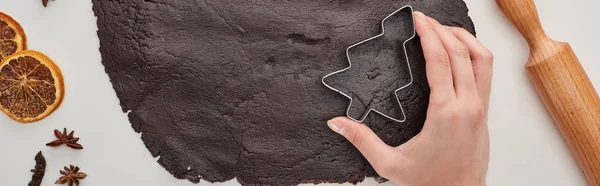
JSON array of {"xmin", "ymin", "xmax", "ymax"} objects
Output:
[
  {"xmin": 414, "ymin": 11, "xmax": 426, "ymax": 19},
  {"xmin": 327, "ymin": 119, "xmax": 345, "ymax": 135}
]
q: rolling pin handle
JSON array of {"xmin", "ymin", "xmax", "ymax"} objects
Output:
[
  {"xmin": 498, "ymin": 0, "xmax": 600, "ymax": 185},
  {"xmin": 496, "ymin": 0, "xmax": 549, "ymax": 47}
]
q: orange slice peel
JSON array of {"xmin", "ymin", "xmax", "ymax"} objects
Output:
[
  {"xmin": 0, "ymin": 50, "xmax": 64, "ymax": 123},
  {"xmin": 0, "ymin": 11, "xmax": 27, "ymax": 61}
]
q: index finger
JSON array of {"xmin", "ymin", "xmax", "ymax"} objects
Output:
[{"xmin": 413, "ymin": 11, "xmax": 455, "ymax": 102}]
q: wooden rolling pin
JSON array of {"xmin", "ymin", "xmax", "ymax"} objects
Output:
[{"xmin": 496, "ymin": 0, "xmax": 600, "ymax": 185}]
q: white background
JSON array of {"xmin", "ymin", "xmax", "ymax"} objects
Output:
[{"xmin": 0, "ymin": 0, "xmax": 597, "ymax": 185}]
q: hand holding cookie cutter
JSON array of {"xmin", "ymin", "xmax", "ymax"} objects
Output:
[{"xmin": 322, "ymin": 5, "xmax": 416, "ymax": 123}]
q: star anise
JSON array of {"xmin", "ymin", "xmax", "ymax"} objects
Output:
[
  {"xmin": 55, "ymin": 165, "xmax": 87, "ymax": 186},
  {"xmin": 46, "ymin": 128, "xmax": 83, "ymax": 149}
]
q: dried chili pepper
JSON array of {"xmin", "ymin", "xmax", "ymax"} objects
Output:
[{"xmin": 28, "ymin": 151, "xmax": 46, "ymax": 186}]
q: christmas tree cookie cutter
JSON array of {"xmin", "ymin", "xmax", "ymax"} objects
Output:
[{"xmin": 321, "ymin": 5, "xmax": 416, "ymax": 123}]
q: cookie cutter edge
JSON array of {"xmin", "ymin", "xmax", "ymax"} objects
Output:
[{"xmin": 321, "ymin": 5, "xmax": 416, "ymax": 123}]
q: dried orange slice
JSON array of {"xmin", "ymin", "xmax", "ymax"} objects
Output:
[
  {"xmin": 0, "ymin": 12, "xmax": 27, "ymax": 62},
  {"xmin": 0, "ymin": 50, "xmax": 64, "ymax": 123}
]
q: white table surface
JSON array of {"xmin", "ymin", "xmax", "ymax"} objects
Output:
[{"xmin": 0, "ymin": 0, "xmax": 597, "ymax": 185}]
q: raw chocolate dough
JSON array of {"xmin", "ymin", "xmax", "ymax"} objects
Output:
[{"xmin": 92, "ymin": 0, "xmax": 475, "ymax": 185}]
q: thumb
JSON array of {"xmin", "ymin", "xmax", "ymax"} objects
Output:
[{"xmin": 327, "ymin": 117, "xmax": 393, "ymax": 163}]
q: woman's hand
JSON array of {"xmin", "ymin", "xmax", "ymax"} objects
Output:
[{"xmin": 327, "ymin": 11, "xmax": 493, "ymax": 186}]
